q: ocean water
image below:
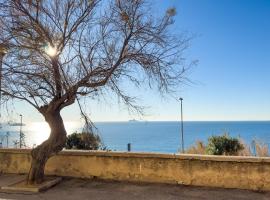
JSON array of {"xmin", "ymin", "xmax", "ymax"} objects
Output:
[{"xmin": 1, "ymin": 121, "xmax": 270, "ymax": 153}]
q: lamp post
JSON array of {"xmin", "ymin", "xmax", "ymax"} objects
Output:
[
  {"xmin": 19, "ymin": 114, "xmax": 23, "ymax": 148},
  {"xmin": 6, "ymin": 131, "xmax": 10, "ymax": 148},
  {"xmin": 0, "ymin": 43, "xmax": 7, "ymax": 127},
  {"xmin": 179, "ymin": 97, "xmax": 184, "ymax": 153},
  {"xmin": 0, "ymin": 48, "xmax": 5, "ymax": 125},
  {"xmin": 0, "ymin": 52, "xmax": 3, "ymax": 125},
  {"xmin": 0, "ymin": 43, "xmax": 7, "ymax": 87}
]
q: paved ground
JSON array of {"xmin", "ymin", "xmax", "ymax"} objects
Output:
[{"xmin": 0, "ymin": 174, "xmax": 270, "ymax": 200}]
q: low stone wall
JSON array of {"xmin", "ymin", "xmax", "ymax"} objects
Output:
[{"xmin": 0, "ymin": 149, "xmax": 270, "ymax": 191}]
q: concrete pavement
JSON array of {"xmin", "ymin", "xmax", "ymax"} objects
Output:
[{"xmin": 0, "ymin": 174, "xmax": 270, "ymax": 200}]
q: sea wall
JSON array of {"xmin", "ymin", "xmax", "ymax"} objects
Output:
[{"xmin": 0, "ymin": 149, "xmax": 270, "ymax": 191}]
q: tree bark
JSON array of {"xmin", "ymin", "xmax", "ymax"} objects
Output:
[{"xmin": 27, "ymin": 109, "xmax": 67, "ymax": 184}]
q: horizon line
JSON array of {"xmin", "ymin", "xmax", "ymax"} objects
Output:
[{"xmin": 21, "ymin": 119, "xmax": 270, "ymax": 123}]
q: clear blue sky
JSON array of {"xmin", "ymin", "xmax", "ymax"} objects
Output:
[{"xmin": 9, "ymin": 0, "xmax": 270, "ymax": 122}]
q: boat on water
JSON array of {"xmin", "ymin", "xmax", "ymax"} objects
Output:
[
  {"xmin": 129, "ymin": 119, "xmax": 138, "ymax": 122},
  {"xmin": 8, "ymin": 122, "xmax": 26, "ymax": 126},
  {"xmin": 128, "ymin": 119, "xmax": 148, "ymax": 123}
]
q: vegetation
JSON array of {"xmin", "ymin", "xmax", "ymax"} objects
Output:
[
  {"xmin": 186, "ymin": 134, "xmax": 269, "ymax": 157},
  {"xmin": 206, "ymin": 134, "xmax": 244, "ymax": 155},
  {"xmin": 186, "ymin": 141, "xmax": 206, "ymax": 154},
  {"xmin": 66, "ymin": 132, "xmax": 102, "ymax": 150},
  {"xmin": 253, "ymin": 140, "xmax": 269, "ymax": 157},
  {"xmin": 0, "ymin": 0, "xmax": 191, "ymax": 184}
]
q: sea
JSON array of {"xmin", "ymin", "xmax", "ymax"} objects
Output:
[{"xmin": 1, "ymin": 121, "xmax": 270, "ymax": 153}]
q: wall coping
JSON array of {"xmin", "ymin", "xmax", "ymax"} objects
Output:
[{"xmin": 1, "ymin": 148, "xmax": 270, "ymax": 163}]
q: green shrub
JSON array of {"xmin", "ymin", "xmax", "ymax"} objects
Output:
[
  {"xmin": 206, "ymin": 134, "xmax": 244, "ymax": 155},
  {"xmin": 65, "ymin": 132, "xmax": 102, "ymax": 150}
]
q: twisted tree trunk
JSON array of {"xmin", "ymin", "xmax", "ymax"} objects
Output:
[{"xmin": 27, "ymin": 109, "xmax": 67, "ymax": 184}]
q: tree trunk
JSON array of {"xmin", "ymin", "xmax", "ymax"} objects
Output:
[{"xmin": 27, "ymin": 109, "xmax": 67, "ymax": 184}]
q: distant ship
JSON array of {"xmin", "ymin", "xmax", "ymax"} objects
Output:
[
  {"xmin": 128, "ymin": 119, "xmax": 148, "ymax": 123},
  {"xmin": 128, "ymin": 119, "xmax": 138, "ymax": 122},
  {"xmin": 8, "ymin": 122, "xmax": 26, "ymax": 126}
]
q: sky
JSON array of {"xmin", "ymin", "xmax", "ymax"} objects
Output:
[{"xmin": 5, "ymin": 0, "xmax": 270, "ymax": 123}]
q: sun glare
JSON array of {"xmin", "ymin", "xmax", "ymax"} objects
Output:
[
  {"xmin": 26, "ymin": 121, "xmax": 80, "ymax": 147},
  {"xmin": 45, "ymin": 44, "xmax": 57, "ymax": 57}
]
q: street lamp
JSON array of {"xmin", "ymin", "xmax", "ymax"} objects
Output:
[
  {"xmin": 6, "ymin": 131, "xmax": 10, "ymax": 148},
  {"xmin": 0, "ymin": 44, "xmax": 8, "ymax": 127},
  {"xmin": 179, "ymin": 97, "xmax": 184, "ymax": 153},
  {"xmin": 19, "ymin": 114, "xmax": 23, "ymax": 148},
  {"xmin": 0, "ymin": 43, "xmax": 8, "ymax": 75},
  {"xmin": 0, "ymin": 52, "xmax": 3, "ymax": 126}
]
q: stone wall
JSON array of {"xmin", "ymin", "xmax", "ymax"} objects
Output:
[{"xmin": 0, "ymin": 149, "xmax": 270, "ymax": 191}]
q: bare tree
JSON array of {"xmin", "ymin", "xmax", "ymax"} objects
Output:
[{"xmin": 0, "ymin": 0, "xmax": 192, "ymax": 184}]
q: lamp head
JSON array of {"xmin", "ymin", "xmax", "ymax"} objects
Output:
[
  {"xmin": 0, "ymin": 44, "xmax": 8, "ymax": 56},
  {"xmin": 0, "ymin": 44, "xmax": 7, "ymax": 56}
]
